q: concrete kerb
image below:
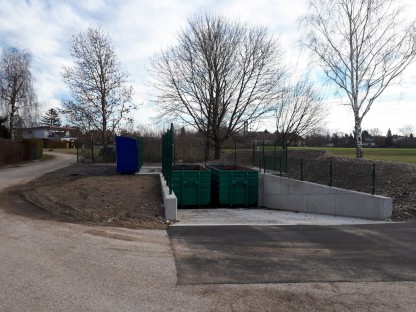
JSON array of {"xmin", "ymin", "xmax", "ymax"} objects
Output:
[
  {"xmin": 159, "ymin": 174, "xmax": 177, "ymax": 221},
  {"xmin": 136, "ymin": 166, "xmax": 177, "ymax": 221}
]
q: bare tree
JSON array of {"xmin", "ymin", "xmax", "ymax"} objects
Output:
[
  {"xmin": 150, "ymin": 12, "xmax": 286, "ymax": 159},
  {"xmin": 368, "ymin": 127, "xmax": 382, "ymax": 137},
  {"xmin": 275, "ymin": 77, "xmax": 326, "ymax": 147},
  {"xmin": 0, "ymin": 48, "xmax": 38, "ymax": 136},
  {"xmin": 300, "ymin": 0, "xmax": 416, "ymax": 158},
  {"xmin": 61, "ymin": 26, "xmax": 135, "ymax": 147},
  {"xmin": 398, "ymin": 124, "xmax": 415, "ymax": 137}
]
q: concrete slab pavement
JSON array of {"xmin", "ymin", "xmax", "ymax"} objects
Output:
[{"xmin": 174, "ymin": 208, "xmax": 390, "ymax": 226}]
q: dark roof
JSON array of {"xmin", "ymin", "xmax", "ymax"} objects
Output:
[{"xmin": 18, "ymin": 126, "xmax": 78, "ymax": 131}]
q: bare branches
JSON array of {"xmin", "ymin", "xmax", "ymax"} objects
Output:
[
  {"xmin": 0, "ymin": 48, "xmax": 37, "ymax": 135},
  {"xmin": 300, "ymin": 0, "xmax": 416, "ymax": 157},
  {"xmin": 61, "ymin": 26, "xmax": 136, "ymax": 146},
  {"xmin": 150, "ymin": 12, "xmax": 285, "ymax": 159},
  {"xmin": 275, "ymin": 77, "xmax": 326, "ymax": 146}
]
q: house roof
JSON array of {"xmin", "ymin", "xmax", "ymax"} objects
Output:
[{"xmin": 18, "ymin": 126, "xmax": 78, "ymax": 131}]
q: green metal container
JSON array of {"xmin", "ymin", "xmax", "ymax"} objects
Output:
[
  {"xmin": 207, "ymin": 164, "xmax": 258, "ymax": 206},
  {"xmin": 171, "ymin": 164, "xmax": 211, "ymax": 207}
]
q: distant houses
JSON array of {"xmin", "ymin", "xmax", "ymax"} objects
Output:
[
  {"xmin": 16, "ymin": 126, "xmax": 80, "ymax": 147},
  {"xmin": 362, "ymin": 131, "xmax": 376, "ymax": 147}
]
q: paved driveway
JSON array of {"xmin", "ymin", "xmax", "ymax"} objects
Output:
[
  {"xmin": 0, "ymin": 152, "xmax": 76, "ymax": 189},
  {"xmin": 169, "ymin": 224, "xmax": 416, "ymax": 285}
]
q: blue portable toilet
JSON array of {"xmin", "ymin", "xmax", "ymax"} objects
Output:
[{"xmin": 116, "ymin": 136, "xmax": 138, "ymax": 174}]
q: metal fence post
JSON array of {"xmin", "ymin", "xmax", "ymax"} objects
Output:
[
  {"xmin": 234, "ymin": 141, "xmax": 237, "ymax": 165},
  {"xmin": 285, "ymin": 141, "xmax": 288, "ymax": 172},
  {"xmin": 372, "ymin": 163, "xmax": 376, "ymax": 195},
  {"xmin": 329, "ymin": 160, "xmax": 333, "ymax": 187},
  {"xmin": 252, "ymin": 141, "xmax": 255, "ymax": 167},
  {"xmin": 273, "ymin": 139, "xmax": 277, "ymax": 171},
  {"xmin": 279, "ymin": 158, "xmax": 282, "ymax": 177},
  {"xmin": 300, "ymin": 158, "xmax": 303, "ymax": 181},
  {"xmin": 259, "ymin": 157, "xmax": 262, "ymax": 173}
]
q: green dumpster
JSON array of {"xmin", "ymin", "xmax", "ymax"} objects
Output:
[
  {"xmin": 171, "ymin": 164, "xmax": 211, "ymax": 207},
  {"xmin": 207, "ymin": 164, "xmax": 258, "ymax": 206}
]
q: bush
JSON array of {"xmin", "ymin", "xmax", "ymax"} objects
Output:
[
  {"xmin": 22, "ymin": 138, "xmax": 43, "ymax": 160},
  {"xmin": 46, "ymin": 140, "xmax": 69, "ymax": 148}
]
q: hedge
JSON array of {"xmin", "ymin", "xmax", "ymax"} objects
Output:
[{"xmin": 22, "ymin": 138, "xmax": 44, "ymax": 160}]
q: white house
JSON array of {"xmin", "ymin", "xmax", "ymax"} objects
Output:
[{"xmin": 18, "ymin": 126, "xmax": 79, "ymax": 145}]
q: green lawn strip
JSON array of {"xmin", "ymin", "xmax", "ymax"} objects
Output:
[{"xmin": 290, "ymin": 147, "xmax": 416, "ymax": 164}]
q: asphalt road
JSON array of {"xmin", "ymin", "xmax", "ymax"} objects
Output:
[
  {"xmin": 169, "ymin": 224, "xmax": 416, "ymax": 285},
  {"xmin": 1, "ymin": 154, "xmax": 416, "ymax": 311},
  {"xmin": 0, "ymin": 152, "xmax": 76, "ymax": 189}
]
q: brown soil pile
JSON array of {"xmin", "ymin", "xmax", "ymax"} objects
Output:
[{"xmin": 5, "ymin": 164, "xmax": 167, "ymax": 229}]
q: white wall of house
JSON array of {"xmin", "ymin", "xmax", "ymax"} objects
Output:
[
  {"xmin": 22, "ymin": 128, "xmax": 74, "ymax": 140},
  {"xmin": 23, "ymin": 128, "xmax": 49, "ymax": 139}
]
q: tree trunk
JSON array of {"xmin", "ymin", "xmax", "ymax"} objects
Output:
[
  {"xmin": 204, "ymin": 140, "xmax": 210, "ymax": 162},
  {"xmin": 214, "ymin": 140, "xmax": 222, "ymax": 160},
  {"xmin": 9, "ymin": 100, "xmax": 16, "ymax": 138},
  {"xmin": 102, "ymin": 117, "xmax": 107, "ymax": 148},
  {"xmin": 354, "ymin": 117, "xmax": 364, "ymax": 158}
]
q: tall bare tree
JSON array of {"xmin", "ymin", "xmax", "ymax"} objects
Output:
[
  {"xmin": 275, "ymin": 77, "xmax": 326, "ymax": 147},
  {"xmin": 62, "ymin": 26, "xmax": 135, "ymax": 147},
  {"xmin": 151, "ymin": 12, "xmax": 286, "ymax": 159},
  {"xmin": 300, "ymin": 0, "xmax": 416, "ymax": 158},
  {"xmin": 0, "ymin": 48, "xmax": 37, "ymax": 136}
]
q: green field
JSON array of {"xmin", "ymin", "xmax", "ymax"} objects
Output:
[
  {"xmin": 49, "ymin": 146, "xmax": 416, "ymax": 164},
  {"xmin": 291, "ymin": 147, "xmax": 416, "ymax": 164}
]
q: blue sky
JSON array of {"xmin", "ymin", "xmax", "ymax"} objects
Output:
[{"xmin": 0, "ymin": 0, "xmax": 415, "ymax": 135}]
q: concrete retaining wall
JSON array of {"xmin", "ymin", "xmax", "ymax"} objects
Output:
[
  {"xmin": 160, "ymin": 174, "xmax": 177, "ymax": 221},
  {"xmin": 258, "ymin": 174, "xmax": 393, "ymax": 220}
]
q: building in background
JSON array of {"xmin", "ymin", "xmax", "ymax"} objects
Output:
[{"xmin": 16, "ymin": 126, "xmax": 80, "ymax": 147}]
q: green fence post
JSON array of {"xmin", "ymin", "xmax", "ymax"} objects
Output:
[
  {"xmin": 252, "ymin": 141, "xmax": 255, "ymax": 167},
  {"xmin": 169, "ymin": 124, "xmax": 174, "ymax": 194},
  {"xmin": 300, "ymin": 158, "xmax": 303, "ymax": 181},
  {"xmin": 372, "ymin": 163, "xmax": 376, "ymax": 195},
  {"xmin": 329, "ymin": 160, "xmax": 333, "ymax": 187},
  {"xmin": 263, "ymin": 158, "xmax": 266, "ymax": 174},
  {"xmin": 273, "ymin": 139, "xmax": 277, "ymax": 171},
  {"xmin": 234, "ymin": 141, "xmax": 237, "ymax": 165},
  {"xmin": 76, "ymin": 139, "xmax": 79, "ymax": 163},
  {"xmin": 279, "ymin": 158, "xmax": 282, "ymax": 177}
]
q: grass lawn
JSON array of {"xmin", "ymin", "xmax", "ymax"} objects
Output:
[{"xmin": 291, "ymin": 147, "xmax": 416, "ymax": 164}]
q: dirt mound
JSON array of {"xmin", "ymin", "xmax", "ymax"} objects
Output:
[{"xmin": 5, "ymin": 164, "xmax": 167, "ymax": 229}]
